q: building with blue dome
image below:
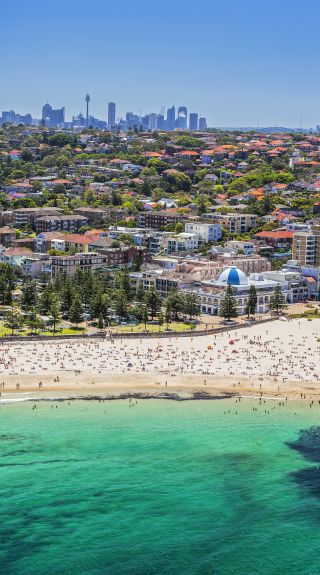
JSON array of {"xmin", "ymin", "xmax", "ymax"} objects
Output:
[
  {"xmin": 217, "ymin": 266, "xmax": 248, "ymax": 286},
  {"xmin": 192, "ymin": 266, "xmax": 291, "ymax": 316}
]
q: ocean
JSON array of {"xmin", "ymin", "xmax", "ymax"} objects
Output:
[{"xmin": 0, "ymin": 398, "xmax": 320, "ymax": 575}]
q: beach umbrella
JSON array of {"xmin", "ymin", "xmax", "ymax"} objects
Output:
[{"xmin": 229, "ymin": 340, "xmax": 235, "ymax": 345}]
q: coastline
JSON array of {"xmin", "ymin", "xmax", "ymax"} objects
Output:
[{"xmin": 0, "ymin": 372, "xmax": 317, "ymax": 404}]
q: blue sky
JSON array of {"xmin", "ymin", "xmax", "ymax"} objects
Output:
[{"xmin": 2, "ymin": 0, "xmax": 319, "ymax": 127}]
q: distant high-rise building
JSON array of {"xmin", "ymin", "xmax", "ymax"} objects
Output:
[
  {"xmin": 108, "ymin": 102, "xmax": 116, "ymax": 127},
  {"xmin": 189, "ymin": 113, "xmax": 198, "ymax": 131},
  {"xmin": 198, "ymin": 116, "xmax": 207, "ymax": 130},
  {"xmin": 72, "ymin": 113, "xmax": 86, "ymax": 128},
  {"xmin": 2, "ymin": 110, "xmax": 17, "ymax": 123},
  {"xmin": 126, "ymin": 112, "xmax": 140, "ymax": 130},
  {"xmin": 41, "ymin": 102, "xmax": 65, "ymax": 127},
  {"xmin": 177, "ymin": 106, "xmax": 188, "ymax": 129},
  {"xmin": 157, "ymin": 114, "xmax": 165, "ymax": 130},
  {"xmin": 42, "ymin": 102, "xmax": 52, "ymax": 121},
  {"xmin": 49, "ymin": 107, "xmax": 65, "ymax": 127},
  {"xmin": 166, "ymin": 105, "xmax": 175, "ymax": 130},
  {"xmin": 0, "ymin": 110, "xmax": 33, "ymax": 126},
  {"xmin": 148, "ymin": 113, "xmax": 158, "ymax": 131}
]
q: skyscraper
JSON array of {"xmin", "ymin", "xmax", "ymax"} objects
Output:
[
  {"xmin": 177, "ymin": 106, "xmax": 188, "ymax": 130},
  {"xmin": 108, "ymin": 102, "xmax": 116, "ymax": 128},
  {"xmin": 49, "ymin": 107, "xmax": 65, "ymax": 127},
  {"xmin": 166, "ymin": 106, "xmax": 175, "ymax": 131},
  {"xmin": 41, "ymin": 102, "xmax": 64, "ymax": 127},
  {"xmin": 148, "ymin": 113, "xmax": 157, "ymax": 131},
  {"xmin": 157, "ymin": 114, "xmax": 165, "ymax": 130},
  {"xmin": 42, "ymin": 102, "xmax": 52, "ymax": 121},
  {"xmin": 189, "ymin": 113, "xmax": 199, "ymax": 131},
  {"xmin": 198, "ymin": 116, "xmax": 208, "ymax": 130}
]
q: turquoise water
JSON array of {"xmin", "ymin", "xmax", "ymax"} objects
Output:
[{"xmin": 0, "ymin": 399, "xmax": 320, "ymax": 575}]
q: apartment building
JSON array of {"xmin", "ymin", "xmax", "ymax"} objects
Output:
[
  {"xmin": 89, "ymin": 237, "xmax": 149, "ymax": 268},
  {"xmin": 35, "ymin": 215, "xmax": 88, "ymax": 233},
  {"xmin": 167, "ymin": 233, "xmax": 199, "ymax": 254},
  {"xmin": 74, "ymin": 207, "xmax": 110, "ymax": 225},
  {"xmin": 210, "ymin": 213, "xmax": 257, "ymax": 233},
  {"xmin": 13, "ymin": 208, "xmax": 63, "ymax": 228},
  {"xmin": 185, "ymin": 222, "xmax": 222, "ymax": 243},
  {"xmin": 137, "ymin": 210, "xmax": 185, "ymax": 229},
  {"xmin": 292, "ymin": 225, "xmax": 320, "ymax": 266},
  {"xmin": 130, "ymin": 270, "xmax": 179, "ymax": 298},
  {"xmin": 51, "ymin": 253, "xmax": 107, "ymax": 276}
]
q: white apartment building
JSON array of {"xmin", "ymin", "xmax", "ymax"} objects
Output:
[
  {"xmin": 167, "ymin": 233, "xmax": 199, "ymax": 254},
  {"xmin": 185, "ymin": 222, "xmax": 222, "ymax": 243}
]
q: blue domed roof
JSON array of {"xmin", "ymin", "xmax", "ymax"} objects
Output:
[{"xmin": 218, "ymin": 266, "xmax": 248, "ymax": 286}]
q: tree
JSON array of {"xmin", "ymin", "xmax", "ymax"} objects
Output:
[
  {"xmin": 246, "ymin": 284, "xmax": 257, "ymax": 319},
  {"xmin": 142, "ymin": 306, "xmax": 148, "ymax": 330},
  {"xmin": 49, "ymin": 295, "xmax": 61, "ymax": 333},
  {"xmin": 166, "ymin": 290, "xmax": 184, "ymax": 321},
  {"xmin": 165, "ymin": 305, "xmax": 171, "ymax": 330},
  {"xmin": 26, "ymin": 308, "xmax": 45, "ymax": 334},
  {"xmin": 135, "ymin": 282, "xmax": 145, "ymax": 303},
  {"xmin": 219, "ymin": 284, "xmax": 238, "ymax": 320},
  {"xmin": 113, "ymin": 289, "xmax": 128, "ymax": 319},
  {"xmin": 21, "ymin": 278, "xmax": 37, "ymax": 310},
  {"xmin": 145, "ymin": 288, "xmax": 162, "ymax": 320},
  {"xmin": 69, "ymin": 294, "xmax": 83, "ymax": 325},
  {"xmin": 269, "ymin": 286, "xmax": 287, "ymax": 316},
  {"xmin": 158, "ymin": 311, "xmax": 164, "ymax": 332},
  {"xmin": 120, "ymin": 270, "xmax": 132, "ymax": 299},
  {"xmin": 195, "ymin": 194, "xmax": 208, "ymax": 216},
  {"xmin": 183, "ymin": 293, "xmax": 201, "ymax": 320},
  {"xmin": 60, "ymin": 280, "xmax": 75, "ymax": 314},
  {"xmin": 38, "ymin": 283, "xmax": 54, "ymax": 314},
  {"xmin": 91, "ymin": 292, "xmax": 109, "ymax": 321},
  {"xmin": 4, "ymin": 308, "xmax": 24, "ymax": 335}
]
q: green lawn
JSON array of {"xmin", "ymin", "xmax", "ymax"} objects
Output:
[
  {"xmin": 0, "ymin": 322, "xmax": 85, "ymax": 337},
  {"xmin": 109, "ymin": 321, "xmax": 195, "ymax": 333}
]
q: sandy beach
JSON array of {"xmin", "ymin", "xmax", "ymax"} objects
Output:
[{"xmin": 0, "ymin": 318, "xmax": 319, "ymax": 402}]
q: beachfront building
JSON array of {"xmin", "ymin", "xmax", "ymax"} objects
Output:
[
  {"xmin": 130, "ymin": 270, "xmax": 179, "ymax": 297},
  {"xmin": 194, "ymin": 266, "xmax": 291, "ymax": 316},
  {"xmin": 51, "ymin": 253, "xmax": 108, "ymax": 276}
]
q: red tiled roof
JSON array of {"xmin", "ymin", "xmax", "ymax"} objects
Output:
[
  {"xmin": 255, "ymin": 231, "xmax": 294, "ymax": 239},
  {"xmin": 4, "ymin": 248, "xmax": 32, "ymax": 256}
]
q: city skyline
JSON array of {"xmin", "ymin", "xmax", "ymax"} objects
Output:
[
  {"xmin": 2, "ymin": 0, "xmax": 320, "ymax": 128},
  {"xmin": 1, "ymin": 99, "xmax": 209, "ymax": 132},
  {"xmin": 0, "ymin": 96, "xmax": 317, "ymax": 132}
]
